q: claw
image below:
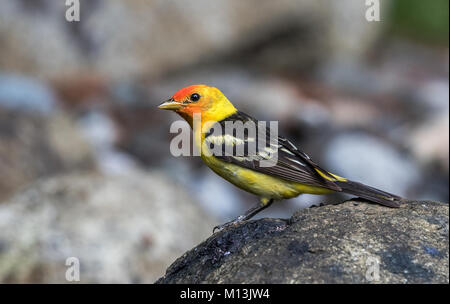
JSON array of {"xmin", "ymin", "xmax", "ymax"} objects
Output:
[
  {"xmin": 212, "ymin": 199, "xmax": 274, "ymax": 233},
  {"xmin": 212, "ymin": 219, "xmax": 243, "ymax": 233}
]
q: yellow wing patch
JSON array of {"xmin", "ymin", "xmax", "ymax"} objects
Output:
[{"xmin": 315, "ymin": 169, "xmax": 347, "ymax": 182}]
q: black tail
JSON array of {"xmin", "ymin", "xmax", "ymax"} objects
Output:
[{"xmin": 335, "ymin": 180, "xmax": 404, "ymax": 208}]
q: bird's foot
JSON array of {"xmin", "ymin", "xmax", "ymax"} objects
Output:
[{"xmin": 213, "ymin": 216, "xmax": 245, "ymax": 233}]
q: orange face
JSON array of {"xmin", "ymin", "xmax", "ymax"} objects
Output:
[
  {"xmin": 158, "ymin": 85, "xmax": 208, "ymax": 115},
  {"xmin": 159, "ymin": 84, "xmax": 237, "ymax": 125},
  {"xmin": 172, "ymin": 84, "xmax": 206, "ymax": 103}
]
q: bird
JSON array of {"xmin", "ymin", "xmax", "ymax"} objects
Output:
[{"xmin": 158, "ymin": 84, "xmax": 404, "ymax": 232}]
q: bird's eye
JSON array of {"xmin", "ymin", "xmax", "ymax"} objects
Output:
[{"xmin": 190, "ymin": 93, "xmax": 200, "ymax": 102}]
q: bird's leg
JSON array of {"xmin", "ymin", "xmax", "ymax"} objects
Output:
[{"xmin": 213, "ymin": 198, "xmax": 274, "ymax": 233}]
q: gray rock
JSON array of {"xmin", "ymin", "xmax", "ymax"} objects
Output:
[
  {"xmin": 324, "ymin": 133, "xmax": 421, "ymax": 197},
  {"xmin": 0, "ymin": 74, "xmax": 56, "ymax": 114},
  {"xmin": 0, "ymin": 171, "xmax": 218, "ymax": 283},
  {"xmin": 0, "ymin": 0, "xmax": 377, "ymax": 80},
  {"xmin": 157, "ymin": 200, "xmax": 448, "ymax": 284},
  {"xmin": 0, "ymin": 109, "xmax": 94, "ymax": 202}
]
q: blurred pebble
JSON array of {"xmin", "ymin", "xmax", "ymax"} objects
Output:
[
  {"xmin": 79, "ymin": 111, "xmax": 117, "ymax": 149},
  {"xmin": 416, "ymin": 80, "xmax": 449, "ymax": 114},
  {"xmin": 0, "ymin": 0, "xmax": 329, "ymax": 80},
  {"xmin": 194, "ymin": 170, "xmax": 245, "ymax": 220},
  {"xmin": 0, "ymin": 109, "xmax": 94, "ymax": 202},
  {"xmin": 407, "ymin": 113, "xmax": 449, "ymax": 172},
  {"xmin": 0, "ymin": 171, "xmax": 217, "ymax": 283},
  {"xmin": 78, "ymin": 110, "xmax": 138, "ymax": 175},
  {"xmin": 0, "ymin": 73, "xmax": 56, "ymax": 114},
  {"xmin": 324, "ymin": 132, "xmax": 421, "ymax": 197}
]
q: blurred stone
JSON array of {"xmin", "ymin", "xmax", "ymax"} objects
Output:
[
  {"xmin": 407, "ymin": 113, "xmax": 449, "ymax": 172},
  {"xmin": 328, "ymin": 0, "xmax": 388, "ymax": 61},
  {"xmin": 48, "ymin": 114, "xmax": 94, "ymax": 168},
  {"xmin": 194, "ymin": 170, "xmax": 247, "ymax": 220},
  {"xmin": 157, "ymin": 200, "xmax": 448, "ymax": 284},
  {"xmin": 0, "ymin": 74, "xmax": 56, "ymax": 114},
  {"xmin": 325, "ymin": 96, "xmax": 380, "ymax": 128},
  {"xmin": 0, "ymin": 0, "xmax": 332, "ymax": 80},
  {"xmin": 0, "ymin": 109, "xmax": 94, "ymax": 202},
  {"xmin": 52, "ymin": 74, "xmax": 107, "ymax": 109},
  {"xmin": 109, "ymin": 100, "xmax": 174, "ymax": 167},
  {"xmin": 237, "ymin": 79, "xmax": 304, "ymax": 119},
  {"xmin": 405, "ymin": 80, "xmax": 449, "ymax": 172},
  {"xmin": 77, "ymin": 110, "xmax": 139, "ymax": 175},
  {"xmin": 321, "ymin": 0, "xmax": 391, "ymax": 88},
  {"xmin": 416, "ymin": 80, "xmax": 450, "ymax": 114},
  {"xmin": 324, "ymin": 132, "xmax": 421, "ymax": 197},
  {"xmin": 0, "ymin": 171, "xmax": 218, "ymax": 283},
  {"xmin": 79, "ymin": 111, "xmax": 117, "ymax": 151}
]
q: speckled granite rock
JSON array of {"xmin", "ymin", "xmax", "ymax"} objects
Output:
[
  {"xmin": 157, "ymin": 200, "xmax": 448, "ymax": 284},
  {"xmin": 0, "ymin": 171, "xmax": 217, "ymax": 283}
]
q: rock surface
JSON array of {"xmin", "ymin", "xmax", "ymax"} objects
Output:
[
  {"xmin": 157, "ymin": 200, "xmax": 449, "ymax": 284},
  {"xmin": 0, "ymin": 171, "xmax": 217, "ymax": 283}
]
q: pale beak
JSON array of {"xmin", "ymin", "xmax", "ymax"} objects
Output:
[{"xmin": 158, "ymin": 98, "xmax": 184, "ymax": 110}]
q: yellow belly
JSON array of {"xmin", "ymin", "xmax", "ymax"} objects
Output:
[{"xmin": 201, "ymin": 154, "xmax": 334, "ymax": 200}]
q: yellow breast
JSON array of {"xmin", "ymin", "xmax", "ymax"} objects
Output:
[
  {"xmin": 196, "ymin": 120, "xmax": 333, "ymax": 200},
  {"xmin": 201, "ymin": 153, "xmax": 333, "ymax": 200}
]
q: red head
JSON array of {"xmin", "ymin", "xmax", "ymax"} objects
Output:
[{"xmin": 158, "ymin": 84, "xmax": 237, "ymax": 123}]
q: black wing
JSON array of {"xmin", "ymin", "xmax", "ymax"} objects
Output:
[{"xmin": 203, "ymin": 111, "xmax": 342, "ymax": 191}]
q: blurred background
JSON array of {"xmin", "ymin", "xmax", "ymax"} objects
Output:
[{"xmin": 0, "ymin": 0, "xmax": 448, "ymax": 283}]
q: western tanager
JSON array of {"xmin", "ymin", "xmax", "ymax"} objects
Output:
[{"xmin": 159, "ymin": 84, "xmax": 404, "ymax": 231}]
